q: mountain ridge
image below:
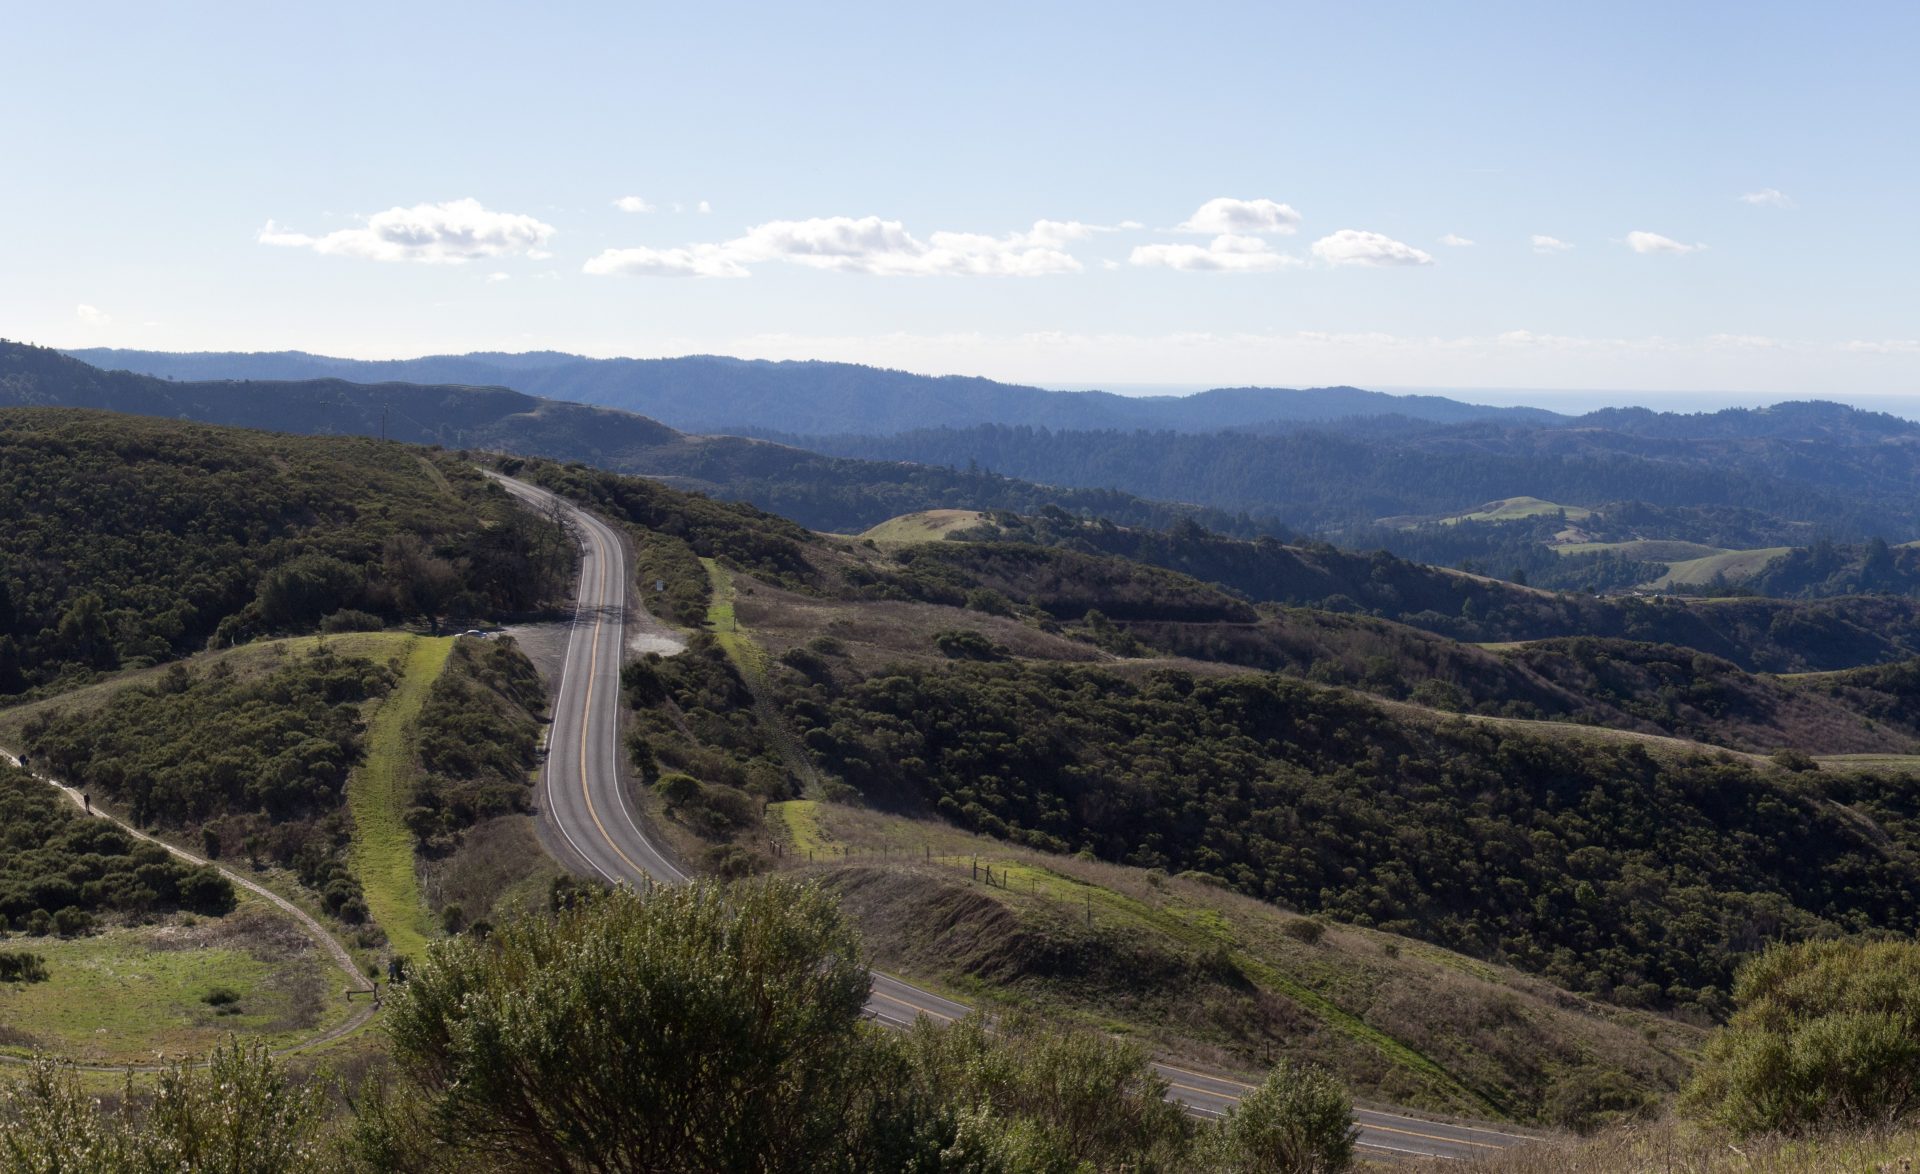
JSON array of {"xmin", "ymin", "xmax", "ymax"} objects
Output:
[{"xmin": 66, "ymin": 346, "xmax": 1566, "ymax": 434}]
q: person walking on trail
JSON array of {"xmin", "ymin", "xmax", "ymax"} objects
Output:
[{"xmin": 83, "ymin": 792, "xmax": 91, "ymax": 814}]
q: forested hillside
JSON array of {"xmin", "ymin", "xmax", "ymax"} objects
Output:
[
  {"xmin": 0, "ymin": 407, "xmax": 569, "ymax": 693},
  {"xmin": 776, "ymin": 659, "xmax": 1918, "ymax": 1018},
  {"xmin": 783, "ymin": 414, "xmax": 1920, "ymax": 536}
]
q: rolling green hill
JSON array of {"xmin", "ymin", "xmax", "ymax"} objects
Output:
[
  {"xmin": 858, "ymin": 509, "xmax": 988, "ymax": 544},
  {"xmin": 1440, "ymin": 496, "xmax": 1592, "ymax": 525},
  {"xmin": 1650, "ymin": 546, "xmax": 1793, "ymax": 588}
]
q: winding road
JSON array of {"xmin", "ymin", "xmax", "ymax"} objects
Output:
[{"xmin": 494, "ymin": 473, "xmax": 1544, "ymax": 1163}]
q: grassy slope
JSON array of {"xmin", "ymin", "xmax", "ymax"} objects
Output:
[
  {"xmin": 700, "ymin": 557, "xmax": 768, "ymax": 681},
  {"xmin": 859, "ymin": 509, "xmax": 988, "ymax": 544},
  {"xmin": 1443, "ymin": 497, "xmax": 1592, "ymax": 525},
  {"xmin": 767, "ymin": 801, "xmax": 1700, "ymax": 1125},
  {"xmin": 347, "ymin": 635, "xmax": 453, "ymax": 962},
  {"xmin": 1651, "ymin": 546, "xmax": 1792, "ymax": 587},
  {"xmin": 0, "ymin": 898, "xmax": 355, "ymax": 1065}
]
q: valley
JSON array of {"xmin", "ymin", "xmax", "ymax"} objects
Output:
[{"xmin": 1, "ymin": 361, "xmax": 1917, "ymax": 1168}]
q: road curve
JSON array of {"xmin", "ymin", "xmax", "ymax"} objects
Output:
[{"xmin": 494, "ymin": 472, "xmax": 1543, "ymax": 1163}]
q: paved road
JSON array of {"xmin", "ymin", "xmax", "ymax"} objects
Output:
[{"xmin": 495, "ymin": 472, "xmax": 1543, "ymax": 1164}]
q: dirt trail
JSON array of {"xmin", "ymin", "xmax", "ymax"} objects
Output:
[{"xmin": 0, "ymin": 747, "xmax": 377, "ymax": 1069}]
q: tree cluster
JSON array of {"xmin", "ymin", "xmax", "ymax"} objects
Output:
[
  {"xmin": 0, "ymin": 761, "xmax": 232, "ymax": 936},
  {"xmin": 23, "ymin": 647, "xmax": 390, "ymax": 923}
]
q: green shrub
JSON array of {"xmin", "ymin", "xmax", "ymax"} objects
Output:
[
  {"xmin": 1280, "ymin": 918, "xmax": 1327, "ymax": 946},
  {"xmin": 319, "ymin": 608, "xmax": 385, "ymax": 633},
  {"xmin": 369, "ymin": 882, "xmax": 873, "ymax": 1171},
  {"xmin": 654, "ymin": 773, "xmax": 701, "ymax": 809},
  {"xmin": 1206, "ymin": 1060, "xmax": 1358, "ymax": 1173},
  {"xmin": 1683, "ymin": 938, "xmax": 1920, "ymax": 1136},
  {"xmin": 0, "ymin": 952, "xmax": 47, "ymax": 983},
  {"xmin": 932, "ymin": 628, "xmax": 1007, "ymax": 661}
]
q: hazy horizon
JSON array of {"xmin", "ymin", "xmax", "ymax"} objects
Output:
[
  {"xmin": 61, "ymin": 342, "xmax": 1920, "ymax": 421},
  {"xmin": 12, "ymin": 3, "xmax": 1920, "ymax": 396}
]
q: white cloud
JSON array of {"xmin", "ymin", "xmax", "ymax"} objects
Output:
[
  {"xmin": 584, "ymin": 215, "xmax": 1091, "ymax": 278},
  {"xmin": 1531, "ymin": 235, "xmax": 1574, "ymax": 254},
  {"xmin": 696, "ymin": 200, "xmax": 713, "ymax": 214},
  {"xmin": 1840, "ymin": 339, "xmax": 1920, "ymax": 354},
  {"xmin": 485, "ymin": 272, "xmax": 511, "ymax": 283},
  {"xmin": 1129, "ymin": 234, "xmax": 1302, "ymax": 272},
  {"xmin": 613, "ymin": 196, "xmax": 656, "ymax": 213},
  {"xmin": 1739, "ymin": 188, "xmax": 1796, "ymax": 209},
  {"xmin": 75, "ymin": 303, "xmax": 111, "ymax": 326},
  {"xmin": 583, "ymin": 243, "xmax": 751, "ymax": 278},
  {"xmin": 1439, "ymin": 233, "xmax": 1475, "ymax": 247},
  {"xmin": 258, "ymin": 199, "xmax": 555, "ymax": 264},
  {"xmin": 1626, "ymin": 230, "xmax": 1704, "ymax": 255},
  {"xmin": 1311, "ymin": 229, "xmax": 1434, "ymax": 268},
  {"xmin": 1176, "ymin": 197, "xmax": 1302, "ymax": 235}
]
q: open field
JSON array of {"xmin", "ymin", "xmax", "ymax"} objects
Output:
[
  {"xmin": 1651, "ymin": 546, "xmax": 1792, "ymax": 588},
  {"xmin": 0, "ymin": 899, "xmax": 356, "ymax": 1065},
  {"xmin": 858, "ymin": 509, "xmax": 987, "ymax": 544},
  {"xmin": 1813, "ymin": 753, "xmax": 1920, "ymax": 774},
  {"xmin": 1442, "ymin": 497, "xmax": 1591, "ymax": 525},
  {"xmin": 765, "ymin": 801, "xmax": 1701, "ymax": 1126},
  {"xmin": 346, "ymin": 635, "xmax": 453, "ymax": 962}
]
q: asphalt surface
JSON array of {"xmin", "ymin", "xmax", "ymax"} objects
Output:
[{"xmin": 495, "ymin": 472, "xmax": 1545, "ymax": 1164}]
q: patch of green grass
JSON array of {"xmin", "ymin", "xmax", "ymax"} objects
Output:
[
  {"xmin": 1651, "ymin": 546, "xmax": 1792, "ymax": 588},
  {"xmin": 858, "ymin": 510, "xmax": 987, "ymax": 545},
  {"xmin": 347, "ymin": 635, "xmax": 453, "ymax": 963},
  {"xmin": 0, "ymin": 901, "xmax": 352, "ymax": 1064},
  {"xmin": 767, "ymin": 800, "xmax": 832, "ymax": 856},
  {"xmin": 1440, "ymin": 497, "xmax": 1591, "ymax": 526},
  {"xmin": 700, "ymin": 558, "xmax": 769, "ymax": 682}
]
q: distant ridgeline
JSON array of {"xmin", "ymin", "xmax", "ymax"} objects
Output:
[{"xmin": 6, "ymin": 341, "xmax": 1292, "ymax": 538}]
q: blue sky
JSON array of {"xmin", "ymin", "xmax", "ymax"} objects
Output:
[{"xmin": 7, "ymin": 1, "xmax": 1919, "ymax": 403}]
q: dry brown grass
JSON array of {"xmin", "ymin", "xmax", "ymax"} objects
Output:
[
  {"xmin": 420, "ymin": 814, "xmax": 563, "ymax": 925},
  {"xmin": 733, "ymin": 578, "xmax": 1107, "ymax": 673},
  {"xmin": 1456, "ymin": 1117, "xmax": 1920, "ymax": 1173}
]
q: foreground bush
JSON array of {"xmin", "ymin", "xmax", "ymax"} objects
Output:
[
  {"xmin": 368, "ymin": 881, "xmax": 876, "ymax": 1172},
  {"xmin": 0, "ymin": 1039, "xmax": 330, "ymax": 1172},
  {"xmin": 3, "ymin": 880, "xmax": 1365, "ymax": 1171},
  {"xmin": 1208, "ymin": 1060, "xmax": 1357, "ymax": 1173},
  {"xmin": 1683, "ymin": 937, "xmax": 1920, "ymax": 1136}
]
